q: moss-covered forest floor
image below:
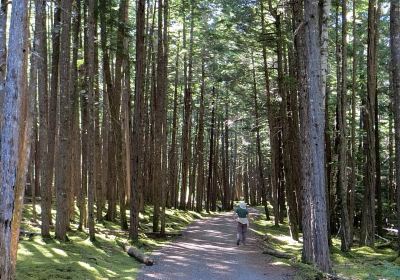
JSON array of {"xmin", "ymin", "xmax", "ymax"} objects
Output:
[
  {"xmin": 16, "ymin": 202, "xmax": 212, "ymax": 280},
  {"xmin": 16, "ymin": 203, "xmax": 400, "ymax": 279},
  {"xmin": 252, "ymin": 206, "xmax": 400, "ymax": 280}
]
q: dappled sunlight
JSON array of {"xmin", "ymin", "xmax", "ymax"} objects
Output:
[
  {"xmin": 77, "ymin": 261, "xmax": 100, "ymax": 274},
  {"xmin": 51, "ymin": 247, "xmax": 69, "ymax": 257},
  {"xmin": 137, "ymin": 212, "xmax": 296, "ymax": 280},
  {"xmin": 270, "ymin": 261, "xmax": 291, "ymax": 267}
]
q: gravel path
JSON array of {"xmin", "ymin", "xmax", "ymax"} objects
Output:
[{"xmin": 136, "ymin": 211, "xmax": 297, "ymax": 280}]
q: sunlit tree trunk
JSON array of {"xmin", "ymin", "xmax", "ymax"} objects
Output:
[
  {"xmin": 0, "ymin": 0, "xmax": 30, "ymax": 277},
  {"xmin": 298, "ymin": 0, "xmax": 332, "ymax": 272}
]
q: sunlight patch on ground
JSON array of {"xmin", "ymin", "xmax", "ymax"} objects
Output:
[
  {"xmin": 270, "ymin": 261, "xmax": 291, "ymax": 267},
  {"xmin": 51, "ymin": 247, "xmax": 68, "ymax": 257},
  {"xmin": 77, "ymin": 261, "xmax": 99, "ymax": 273}
]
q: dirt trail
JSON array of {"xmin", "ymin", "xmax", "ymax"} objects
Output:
[{"xmin": 136, "ymin": 211, "xmax": 297, "ymax": 280}]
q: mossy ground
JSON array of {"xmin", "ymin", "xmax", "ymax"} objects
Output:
[
  {"xmin": 17, "ymin": 203, "xmax": 213, "ymax": 280},
  {"xmin": 252, "ymin": 206, "xmax": 400, "ymax": 280}
]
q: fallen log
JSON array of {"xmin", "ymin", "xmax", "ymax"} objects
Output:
[
  {"xmin": 145, "ymin": 232, "xmax": 182, "ymax": 238},
  {"xmin": 262, "ymin": 248, "xmax": 292, "ymax": 259},
  {"xmin": 19, "ymin": 230, "xmax": 40, "ymax": 239},
  {"xmin": 375, "ymin": 234, "xmax": 393, "ymax": 249},
  {"xmin": 116, "ymin": 240, "xmax": 154, "ymax": 266},
  {"xmin": 320, "ymin": 273, "xmax": 350, "ymax": 280}
]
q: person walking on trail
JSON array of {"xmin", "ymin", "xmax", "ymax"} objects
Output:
[{"xmin": 234, "ymin": 201, "xmax": 249, "ymax": 246}]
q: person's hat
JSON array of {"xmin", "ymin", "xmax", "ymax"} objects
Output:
[{"xmin": 239, "ymin": 201, "xmax": 246, "ymax": 209}]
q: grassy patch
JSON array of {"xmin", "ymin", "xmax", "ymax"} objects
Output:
[
  {"xmin": 252, "ymin": 206, "xmax": 400, "ymax": 280},
  {"xmin": 17, "ymin": 203, "xmax": 212, "ymax": 280}
]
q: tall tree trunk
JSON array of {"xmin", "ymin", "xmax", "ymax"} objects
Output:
[
  {"xmin": 322, "ymin": 0, "xmax": 333, "ymax": 245},
  {"xmin": 279, "ymin": 41, "xmax": 300, "ymax": 240},
  {"xmin": 180, "ymin": 0, "xmax": 193, "ymax": 210},
  {"xmin": 131, "ymin": 0, "xmax": 146, "ymax": 241},
  {"xmin": 160, "ymin": 0, "xmax": 169, "ymax": 234},
  {"xmin": 259, "ymin": 0, "xmax": 273, "ymax": 221},
  {"xmin": 375, "ymin": 5, "xmax": 382, "ymax": 237},
  {"xmin": 34, "ymin": 0, "xmax": 49, "ymax": 241},
  {"xmin": 206, "ymin": 87, "xmax": 216, "ymax": 212},
  {"xmin": 0, "ymin": 0, "xmax": 30, "ymax": 277},
  {"xmin": 0, "ymin": 0, "xmax": 7, "ymax": 108},
  {"xmin": 349, "ymin": 0, "xmax": 357, "ymax": 245},
  {"xmin": 196, "ymin": 57, "xmax": 206, "ymax": 213},
  {"xmin": 71, "ymin": 0, "xmax": 84, "ymax": 230},
  {"xmin": 299, "ymin": 0, "xmax": 332, "ymax": 272},
  {"xmin": 337, "ymin": 0, "xmax": 351, "ymax": 252},
  {"xmin": 29, "ymin": 1, "xmax": 38, "ymax": 223},
  {"xmin": 99, "ymin": 0, "xmax": 116, "ymax": 221},
  {"xmin": 44, "ymin": 0, "xmax": 61, "ymax": 237},
  {"xmin": 87, "ymin": 0, "xmax": 96, "ymax": 242},
  {"xmin": 114, "ymin": 0, "xmax": 129, "ymax": 230},
  {"xmin": 222, "ymin": 104, "xmax": 230, "ymax": 210},
  {"xmin": 153, "ymin": 0, "xmax": 167, "ymax": 232},
  {"xmin": 390, "ymin": 0, "xmax": 400, "ymax": 256},
  {"xmin": 169, "ymin": 41, "xmax": 180, "ymax": 209},
  {"xmin": 55, "ymin": 0, "xmax": 72, "ymax": 242},
  {"xmin": 251, "ymin": 52, "xmax": 270, "ymax": 222},
  {"xmin": 361, "ymin": 0, "xmax": 377, "ymax": 247}
]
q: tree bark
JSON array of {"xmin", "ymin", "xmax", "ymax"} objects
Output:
[
  {"xmin": 361, "ymin": 0, "xmax": 378, "ymax": 247},
  {"xmin": 251, "ymin": 51, "xmax": 270, "ymax": 223},
  {"xmin": 0, "ymin": 0, "xmax": 30, "ymax": 277},
  {"xmin": 44, "ymin": 0, "xmax": 61, "ymax": 237},
  {"xmin": 259, "ymin": 0, "xmax": 273, "ymax": 221},
  {"xmin": 180, "ymin": 0, "xmax": 192, "ymax": 210},
  {"xmin": 55, "ymin": 0, "xmax": 72, "ymax": 242},
  {"xmin": 375, "ymin": 5, "xmax": 382, "ymax": 237},
  {"xmin": 34, "ymin": 0, "xmax": 49, "ymax": 239},
  {"xmin": 299, "ymin": 0, "xmax": 332, "ymax": 272},
  {"xmin": 99, "ymin": 0, "xmax": 116, "ymax": 222},
  {"xmin": 131, "ymin": 0, "xmax": 146, "ymax": 241},
  {"xmin": 337, "ymin": 0, "xmax": 351, "ymax": 252},
  {"xmin": 169, "ymin": 40, "xmax": 180, "ymax": 209},
  {"xmin": 87, "ymin": 0, "xmax": 96, "ymax": 242},
  {"xmin": 206, "ymin": 87, "xmax": 216, "ymax": 212},
  {"xmin": 196, "ymin": 57, "xmax": 206, "ymax": 213},
  {"xmin": 390, "ymin": 0, "xmax": 400, "ymax": 256},
  {"xmin": 0, "ymin": 0, "xmax": 7, "ymax": 108},
  {"xmin": 349, "ymin": 0, "xmax": 357, "ymax": 245}
]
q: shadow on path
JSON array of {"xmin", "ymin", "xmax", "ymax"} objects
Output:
[{"xmin": 136, "ymin": 211, "xmax": 296, "ymax": 280}]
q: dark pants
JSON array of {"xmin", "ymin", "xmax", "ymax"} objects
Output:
[{"xmin": 237, "ymin": 222, "xmax": 247, "ymax": 244}]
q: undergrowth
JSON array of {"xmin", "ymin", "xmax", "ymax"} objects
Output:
[
  {"xmin": 252, "ymin": 206, "xmax": 400, "ymax": 280},
  {"xmin": 17, "ymin": 203, "xmax": 212, "ymax": 280}
]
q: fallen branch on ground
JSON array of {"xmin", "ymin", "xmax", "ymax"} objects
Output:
[
  {"xmin": 19, "ymin": 230, "xmax": 40, "ymax": 239},
  {"xmin": 262, "ymin": 247, "xmax": 292, "ymax": 259},
  {"xmin": 116, "ymin": 240, "xmax": 154, "ymax": 266},
  {"xmin": 145, "ymin": 232, "xmax": 182, "ymax": 238},
  {"xmin": 375, "ymin": 234, "xmax": 393, "ymax": 249},
  {"xmin": 320, "ymin": 273, "xmax": 350, "ymax": 280}
]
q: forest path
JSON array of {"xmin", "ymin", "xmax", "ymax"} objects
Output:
[{"xmin": 136, "ymin": 210, "xmax": 297, "ymax": 280}]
